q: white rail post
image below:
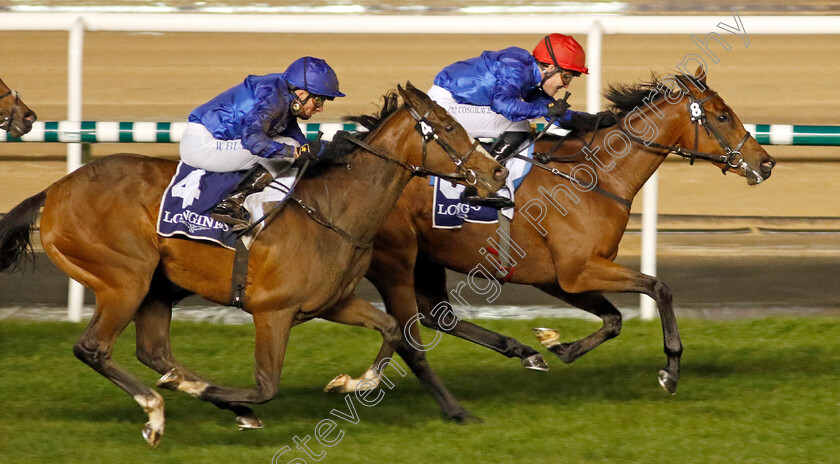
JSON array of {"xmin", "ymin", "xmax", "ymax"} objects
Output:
[
  {"xmin": 67, "ymin": 16, "xmax": 85, "ymax": 322},
  {"xmin": 639, "ymin": 171, "xmax": 659, "ymax": 320},
  {"xmin": 586, "ymin": 20, "xmax": 602, "ymax": 114}
]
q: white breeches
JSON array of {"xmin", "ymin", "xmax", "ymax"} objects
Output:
[
  {"xmin": 179, "ymin": 122, "xmax": 297, "ymax": 176},
  {"xmin": 427, "ymin": 85, "xmax": 530, "ymax": 139}
]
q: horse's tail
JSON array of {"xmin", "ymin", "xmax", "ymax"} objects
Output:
[{"xmin": 0, "ymin": 190, "xmax": 47, "ymax": 273}]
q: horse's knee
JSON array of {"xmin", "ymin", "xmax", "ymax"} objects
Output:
[
  {"xmin": 652, "ymin": 281, "xmax": 673, "ymax": 305},
  {"xmin": 73, "ymin": 338, "xmax": 107, "ymax": 369},
  {"xmin": 382, "ymin": 317, "xmax": 401, "ymax": 345},
  {"xmin": 603, "ymin": 313, "xmax": 622, "ymax": 339}
]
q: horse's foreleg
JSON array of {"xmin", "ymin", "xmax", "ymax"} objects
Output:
[
  {"xmin": 134, "ymin": 292, "xmax": 262, "ymax": 430},
  {"xmin": 367, "ymin": 258, "xmax": 478, "ymax": 423},
  {"xmin": 556, "ymin": 257, "xmax": 682, "ymax": 394},
  {"xmin": 532, "ymin": 286, "xmax": 622, "ymax": 364},
  {"xmin": 415, "ymin": 257, "xmax": 547, "ymax": 371},
  {"xmin": 321, "ymin": 295, "xmax": 402, "ymax": 394},
  {"xmin": 73, "ymin": 288, "xmax": 166, "ymax": 448},
  {"xmin": 159, "ymin": 309, "xmax": 294, "ymax": 416}
]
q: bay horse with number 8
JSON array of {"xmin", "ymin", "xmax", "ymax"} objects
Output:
[
  {"xmin": 331, "ymin": 70, "xmax": 775, "ymax": 413},
  {"xmin": 0, "ymin": 83, "xmax": 507, "ymax": 447}
]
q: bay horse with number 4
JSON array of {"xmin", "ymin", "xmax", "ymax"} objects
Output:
[
  {"xmin": 0, "ymin": 83, "xmax": 507, "ymax": 447},
  {"xmin": 330, "ymin": 70, "xmax": 775, "ymax": 410}
]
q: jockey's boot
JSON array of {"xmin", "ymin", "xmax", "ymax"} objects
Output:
[
  {"xmin": 461, "ymin": 131, "xmax": 529, "ymax": 209},
  {"xmin": 209, "ymin": 165, "xmax": 274, "ymax": 230}
]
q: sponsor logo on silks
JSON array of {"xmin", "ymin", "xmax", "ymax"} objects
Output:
[{"xmin": 161, "ymin": 210, "xmax": 230, "ymax": 233}]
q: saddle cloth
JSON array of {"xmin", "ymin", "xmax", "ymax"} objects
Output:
[
  {"xmin": 431, "ymin": 144, "xmax": 534, "ymax": 229},
  {"xmin": 157, "ymin": 162, "xmax": 296, "ymax": 249}
]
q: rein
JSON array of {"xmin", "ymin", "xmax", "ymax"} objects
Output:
[
  {"xmin": 259, "ymin": 98, "xmax": 486, "ymax": 249},
  {"xmin": 516, "ymin": 88, "xmax": 753, "ymax": 209},
  {"xmin": 0, "ymin": 89, "xmax": 20, "ymax": 133}
]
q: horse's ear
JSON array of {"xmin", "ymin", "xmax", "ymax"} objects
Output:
[
  {"xmin": 694, "ymin": 65, "xmax": 707, "ymax": 85},
  {"xmin": 397, "ymin": 83, "xmax": 409, "ymax": 102}
]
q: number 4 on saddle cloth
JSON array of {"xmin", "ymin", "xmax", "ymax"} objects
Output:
[
  {"xmin": 431, "ymin": 144, "xmax": 534, "ymax": 229},
  {"xmin": 157, "ymin": 162, "xmax": 297, "ymax": 249}
]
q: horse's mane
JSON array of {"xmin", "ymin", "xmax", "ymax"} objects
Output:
[
  {"xmin": 603, "ymin": 73, "xmax": 698, "ymax": 119},
  {"xmin": 303, "ymin": 90, "xmax": 401, "ymax": 176}
]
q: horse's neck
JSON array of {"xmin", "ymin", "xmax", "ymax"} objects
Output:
[
  {"xmin": 595, "ymin": 108, "xmax": 686, "ymax": 200},
  {"xmin": 298, "ymin": 117, "xmax": 417, "ymax": 245}
]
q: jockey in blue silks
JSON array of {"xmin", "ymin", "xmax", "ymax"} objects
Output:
[
  {"xmin": 428, "ymin": 34, "xmax": 616, "ymax": 208},
  {"xmin": 179, "ymin": 56, "xmax": 345, "ymax": 228}
]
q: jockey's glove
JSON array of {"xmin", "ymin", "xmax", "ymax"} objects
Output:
[
  {"xmin": 297, "ymin": 139, "xmax": 327, "ymax": 161},
  {"xmin": 545, "ymin": 99, "xmax": 571, "ymax": 118}
]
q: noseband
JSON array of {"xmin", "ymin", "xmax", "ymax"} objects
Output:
[
  {"xmin": 0, "ymin": 88, "xmax": 21, "ymax": 133},
  {"xmin": 622, "ymin": 90, "xmax": 751, "ymax": 174},
  {"xmin": 344, "ymin": 101, "xmax": 483, "ymax": 185}
]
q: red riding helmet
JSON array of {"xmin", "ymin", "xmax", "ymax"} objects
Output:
[{"xmin": 532, "ymin": 34, "xmax": 589, "ymax": 74}]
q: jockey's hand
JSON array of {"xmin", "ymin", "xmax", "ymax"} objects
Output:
[
  {"xmin": 545, "ymin": 98, "xmax": 570, "ymax": 118},
  {"xmin": 297, "ymin": 139, "xmax": 327, "ymax": 162}
]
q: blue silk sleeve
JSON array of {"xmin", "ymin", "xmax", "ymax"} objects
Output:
[{"xmin": 240, "ymin": 83, "xmax": 297, "ymax": 158}]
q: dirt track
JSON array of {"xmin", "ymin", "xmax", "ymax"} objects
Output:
[{"xmin": 1, "ymin": 29, "xmax": 839, "ymax": 218}]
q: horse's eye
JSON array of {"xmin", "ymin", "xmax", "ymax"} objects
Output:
[
  {"xmin": 445, "ymin": 125, "xmax": 454, "ymax": 132},
  {"xmin": 717, "ymin": 114, "xmax": 730, "ymax": 123}
]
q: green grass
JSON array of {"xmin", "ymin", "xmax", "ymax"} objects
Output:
[{"xmin": 1, "ymin": 317, "xmax": 838, "ymax": 463}]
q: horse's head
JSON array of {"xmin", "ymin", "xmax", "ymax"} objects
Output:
[
  {"xmin": 0, "ymin": 78, "xmax": 36, "ymax": 138},
  {"xmin": 397, "ymin": 82, "xmax": 508, "ymax": 196},
  {"xmin": 672, "ymin": 69, "xmax": 775, "ymax": 185}
]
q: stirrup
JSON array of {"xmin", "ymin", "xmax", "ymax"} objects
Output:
[{"xmin": 209, "ymin": 203, "xmax": 250, "ymax": 229}]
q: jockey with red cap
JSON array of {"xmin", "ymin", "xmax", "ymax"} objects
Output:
[
  {"xmin": 180, "ymin": 56, "xmax": 345, "ymax": 228},
  {"xmin": 429, "ymin": 34, "xmax": 616, "ymax": 208}
]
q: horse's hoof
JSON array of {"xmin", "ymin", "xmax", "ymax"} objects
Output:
[
  {"xmin": 157, "ymin": 368, "xmax": 181, "ymax": 391},
  {"xmin": 658, "ymin": 369, "xmax": 679, "ymax": 395},
  {"xmin": 324, "ymin": 374, "xmax": 353, "ymax": 393},
  {"xmin": 532, "ymin": 328, "xmax": 561, "ymax": 348},
  {"xmin": 521, "ymin": 354, "xmax": 549, "ymax": 371},
  {"xmin": 142, "ymin": 422, "xmax": 163, "ymax": 448},
  {"xmin": 448, "ymin": 411, "xmax": 483, "ymax": 425},
  {"xmin": 236, "ymin": 412, "xmax": 264, "ymax": 431}
]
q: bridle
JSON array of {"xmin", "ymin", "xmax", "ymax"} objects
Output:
[
  {"xmin": 620, "ymin": 81, "xmax": 751, "ymax": 174},
  {"xmin": 510, "ymin": 82, "xmax": 754, "ymax": 210},
  {"xmin": 264, "ymin": 96, "xmax": 488, "ymax": 249},
  {"xmin": 344, "ymin": 99, "xmax": 483, "ymax": 185},
  {"xmin": 0, "ymin": 88, "xmax": 22, "ymax": 133}
]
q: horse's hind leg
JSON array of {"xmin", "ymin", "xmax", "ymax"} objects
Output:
[
  {"xmin": 133, "ymin": 287, "xmax": 263, "ymax": 430},
  {"xmin": 414, "ymin": 257, "xmax": 547, "ymax": 371},
  {"xmin": 321, "ymin": 295, "xmax": 403, "ymax": 394},
  {"xmin": 72, "ymin": 287, "xmax": 166, "ymax": 448},
  {"xmin": 157, "ymin": 307, "xmax": 294, "ymax": 417},
  {"xmin": 532, "ymin": 286, "xmax": 622, "ymax": 364}
]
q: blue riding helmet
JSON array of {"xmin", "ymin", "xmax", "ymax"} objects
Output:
[{"xmin": 284, "ymin": 57, "xmax": 345, "ymax": 98}]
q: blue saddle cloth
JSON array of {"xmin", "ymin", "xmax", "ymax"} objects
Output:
[
  {"xmin": 431, "ymin": 145, "xmax": 534, "ymax": 229},
  {"xmin": 157, "ymin": 162, "xmax": 245, "ymax": 249}
]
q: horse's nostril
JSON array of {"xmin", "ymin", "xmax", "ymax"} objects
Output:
[
  {"xmin": 493, "ymin": 167, "xmax": 508, "ymax": 181},
  {"xmin": 760, "ymin": 159, "xmax": 776, "ymax": 172},
  {"xmin": 23, "ymin": 111, "xmax": 36, "ymax": 123}
]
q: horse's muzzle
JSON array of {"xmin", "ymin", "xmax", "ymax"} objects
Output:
[{"xmin": 493, "ymin": 166, "xmax": 509, "ymax": 182}]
